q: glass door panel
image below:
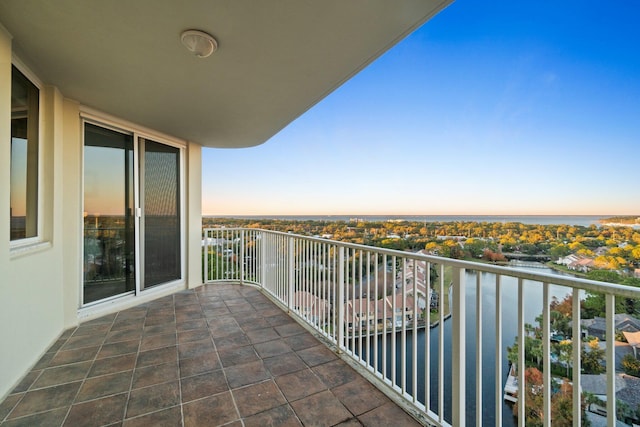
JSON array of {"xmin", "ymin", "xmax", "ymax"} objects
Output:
[
  {"xmin": 141, "ymin": 139, "xmax": 181, "ymax": 289},
  {"xmin": 83, "ymin": 124, "xmax": 135, "ymax": 304}
]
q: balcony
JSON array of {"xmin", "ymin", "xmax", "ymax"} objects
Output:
[
  {"xmin": 2, "ymin": 228, "xmax": 639, "ymax": 427},
  {"xmin": 0, "ymin": 283, "xmax": 421, "ymax": 426},
  {"xmin": 203, "ymin": 228, "xmax": 640, "ymax": 426}
]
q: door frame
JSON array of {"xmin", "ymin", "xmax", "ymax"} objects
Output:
[{"xmin": 79, "ymin": 109, "xmax": 187, "ymax": 311}]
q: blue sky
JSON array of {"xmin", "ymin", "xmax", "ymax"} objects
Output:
[{"xmin": 202, "ymin": 1, "xmax": 640, "ymax": 216}]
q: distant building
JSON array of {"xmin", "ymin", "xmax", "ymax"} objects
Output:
[
  {"xmin": 583, "ymin": 314, "xmax": 640, "ymax": 340},
  {"xmin": 293, "ymin": 291, "xmax": 328, "ymax": 325},
  {"xmin": 557, "ymin": 254, "xmax": 594, "ymax": 272},
  {"xmin": 344, "ymin": 294, "xmax": 415, "ymax": 333},
  {"xmin": 436, "ymin": 235, "xmax": 466, "ymax": 241},
  {"xmin": 582, "ymin": 374, "xmax": 640, "ymax": 422}
]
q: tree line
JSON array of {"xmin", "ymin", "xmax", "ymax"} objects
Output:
[{"xmin": 204, "ymin": 217, "xmax": 640, "ymax": 274}]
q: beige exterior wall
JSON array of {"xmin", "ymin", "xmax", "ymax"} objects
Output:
[
  {"xmin": 1, "ymin": 28, "xmax": 67, "ymax": 399},
  {"xmin": 0, "ymin": 26, "xmax": 203, "ymax": 399},
  {"xmin": 188, "ymin": 143, "xmax": 203, "ymax": 290}
]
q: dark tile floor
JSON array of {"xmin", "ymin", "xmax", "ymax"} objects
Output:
[{"xmin": 0, "ymin": 284, "xmax": 422, "ymax": 426}]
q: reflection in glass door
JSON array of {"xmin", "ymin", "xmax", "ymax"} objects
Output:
[
  {"xmin": 140, "ymin": 139, "xmax": 181, "ymax": 289},
  {"xmin": 83, "ymin": 124, "xmax": 135, "ymax": 304}
]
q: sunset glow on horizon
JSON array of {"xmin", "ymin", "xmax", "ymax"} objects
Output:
[{"xmin": 202, "ymin": 1, "xmax": 640, "ymax": 217}]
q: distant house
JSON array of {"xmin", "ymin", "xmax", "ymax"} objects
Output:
[
  {"xmin": 344, "ymin": 294, "xmax": 415, "ymax": 333},
  {"xmin": 403, "ymin": 255, "xmax": 431, "ymax": 309},
  {"xmin": 594, "ymin": 246, "xmax": 609, "ymax": 256},
  {"xmin": 572, "ymin": 257, "xmax": 594, "ymax": 272},
  {"xmin": 583, "ymin": 314, "xmax": 640, "ymax": 340},
  {"xmin": 582, "ymin": 374, "xmax": 640, "ymax": 422},
  {"xmin": 436, "ymin": 235, "xmax": 466, "ymax": 241},
  {"xmin": 344, "ymin": 298, "xmax": 377, "ymax": 333},
  {"xmin": 557, "ymin": 254, "xmax": 580, "ymax": 266},
  {"xmin": 293, "ymin": 291, "xmax": 328, "ymax": 326},
  {"xmin": 557, "ymin": 253, "xmax": 594, "ymax": 272},
  {"xmin": 623, "ymin": 331, "xmax": 640, "ymax": 358}
]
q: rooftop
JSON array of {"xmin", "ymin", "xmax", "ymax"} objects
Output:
[{"xmin": 0, "ymin": 283, "xmax": 421, "ymax": 426}]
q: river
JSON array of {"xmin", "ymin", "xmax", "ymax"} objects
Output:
[{"xmin": 363, "ymin": 264, "xmax": 577, "ymax": 425}]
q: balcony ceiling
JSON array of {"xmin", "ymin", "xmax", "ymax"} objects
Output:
[{"xmin": 0, "ymin": 0, "xmax": 450, "ymax": 148}]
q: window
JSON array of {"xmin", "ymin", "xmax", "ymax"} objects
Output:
[{"xmin": 10, "ymin": 65, "xmax": 39, "ymax": 241}]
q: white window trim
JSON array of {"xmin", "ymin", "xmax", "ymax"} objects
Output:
[{"xmin": 9, "ymin": 55, "xmax": 44, "ymax": 255}]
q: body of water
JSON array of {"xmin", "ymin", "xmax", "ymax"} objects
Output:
[
  {"xmin": 210, "ymin": 214, "xmax": 609, "ymax": 227},
  {"xmin": 360, "ymin": 265, "xmax": 576, "ymax": 426}
]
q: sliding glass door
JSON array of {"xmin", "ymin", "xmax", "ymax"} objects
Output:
[
  {"xmin": 140, "ymin": 139, "xmax": 181, "ymax": 289},
  {"xmin": 83, "ymin": 124, "xmax": 135, "ymax": 304},
  {"xmin": 83, "ymin": 123, "xmax": 182, "ymax": 305}
]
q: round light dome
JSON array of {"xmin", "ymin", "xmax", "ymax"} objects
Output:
[{"xmin": 180, "ymin": 30, "xmax": 218, "ymax": 58}]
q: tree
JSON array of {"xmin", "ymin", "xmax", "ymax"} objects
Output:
[
  {"xmin": 620, "ymin": 277, "xmax": 640, "ymax": 314},
  {"xmin": 464, "ymin": 238, "xmax": 485, "ymax": 258},
  {"xmin": 512, "ymin": 368, "xmax": 589, "ymax": 426},
  {"xmin": 586, "ymin": 270, "xmax": 622, "ymax": 283},
  {"xmin": 621, "ymin": 354, "xmax": 640, "ymax": 376},
  {"xmin": 512, "ymin": 367, "xmax": 544, "ymax": 426},
  {"xmin": 507, "ymin": 342, "xmax": 519, "ymax": 368},
  {"xmin": 550, "ymin": 244, "xmax": 572, "ymax": 260},
  {"xmin": 581, "ymin": 338, "xmax": 605, "ymax": 374},
  {"xmin": 483, "ymin": 248, "xmax": 506, "ymax": 263},
  {"xmin": 582, "ymin": 270, "xmax": 625, "ymax": 318},
  {"xmin": 555, "ymin": 340, "xmax": 573, "ymax": 377}
]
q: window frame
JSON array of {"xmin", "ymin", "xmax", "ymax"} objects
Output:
[{"xmin": 9, "ymin": 56, "xmax": 43, "ymax": 250}]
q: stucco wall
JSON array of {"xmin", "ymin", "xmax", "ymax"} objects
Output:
[
  {"xmin": 0, "ymin": 25, "xmax": 203, "ymax": 399},
  {"xmin": 0, "ymin": 27, "xmax": 68, "ymax": 399}
]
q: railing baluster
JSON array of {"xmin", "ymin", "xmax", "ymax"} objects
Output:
[
  {"xmin": 451, "ymin": 266, "xmax": 466, "ymax": 427},
  {"xmin": 337, "ymin": 246, "xmax": 345, "ymax": 352},
  {"xmin": 401, "ymin": 257, "xmax": 407, "ymax": 395},
  {"xmin": 517, "ymin": 278, "xmax": 525, "ymax": 427},
  {"xmin": 425, "ymin": 261, "xmax": 431, "ymax": 415},
  {"xmin": 606, "ymin": 293, "xmax": 616, "ymax": 427},
  {"xmin": 542, "ymin": 282, "xmax": 551, "ymax": 427},
  {"xmin": 572, "ymin": 289, "xmax": 581, "ymax": 427},
  {"xmin": 382, "ymin": 253, "xmax": 388, "ymax": 381},
  {"xmin": 438, "ymin": 263, "xmax": 444, "ymax": 425},
  {"xmin": 369, "ymin": 252, "xmax": 373, "ymax": 367},
  {"xmin": 358, "ymin": 249, "xmax": 364, "ymax": 363},
  {"xmin": 374, "ymin": 253, "xmax": 379, "ymax": 374},
  {"xmin": 475, "ymin": 270, "xmax": 482, "ymax": 427},
  {"xmin": 392, "ymin": 255, "xmax": 397, "ymax": 389},
  {"xmin": 240, "ymin": 229, "xmax": 245, "ymax": 284},
  {"xmin": 351, "ymin": 248, "xmax": 356, "ymax": 357},
  {"xmin": 495, "ymin": 274, "xmax": 502, "ymax": 427},
  {"xmin": 412, "ymin": 258, "xmax": 418, "ymax": 403}
]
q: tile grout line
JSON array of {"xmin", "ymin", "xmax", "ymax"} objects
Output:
[
  {"xmin": 175, "ymin": 293, "xmax": 186, "ymax": 427},
  {"xmin": 120, "ymin": 304, "xmax": 148, "ymax": 426},
  {"xmin": 60, "ymin": 313, "xmax": 118, "ymax": 427}
]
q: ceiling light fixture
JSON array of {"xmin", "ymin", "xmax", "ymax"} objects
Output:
[{"xmin": 180, "ymin": 30, "xmax": 218, "ymax": 58}]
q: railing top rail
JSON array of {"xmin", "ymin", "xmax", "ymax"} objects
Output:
[{"xmin": 203, "ymin": 227, "xmax": 640, "ymax": 299}]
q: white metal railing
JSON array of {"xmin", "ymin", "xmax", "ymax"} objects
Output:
[{"xmin": 203, "ymin": 228, "xmax": 640, "ymax": 427}]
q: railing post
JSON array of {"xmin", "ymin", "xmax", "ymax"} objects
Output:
[
  {"xmin": 337, "ymin": 246, "xmax": 345, "ymax": 353},
  {"xmin": 203, "ymin": 229, "xmax": 209, "ymax": 283},
  {"xmin": 288, "ymin": 235, "xmax": 294, "ymax": 312},
  {"xmin": 451, "ymin": 266, "xmax": 466, "ymax": 427},
  {"xmin": 606, "ymin": 293, "xmax": 616, "ymax": 427},
  {"xmin": 260, "ymin": 231, "xmax": 266, "ymax": 289},
  {"xmin": 240, "ymin": 229, "xmax": 245, "ymax": 285}
]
